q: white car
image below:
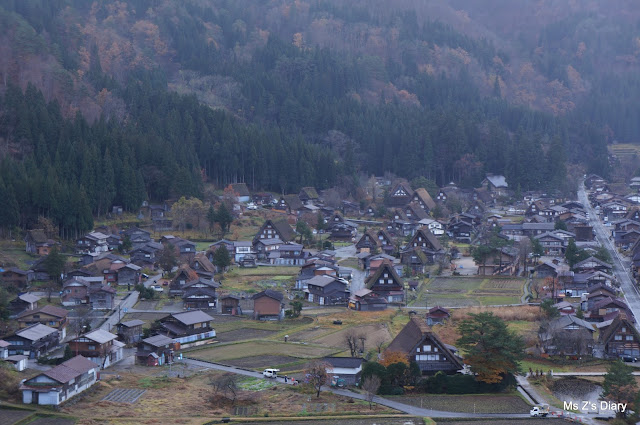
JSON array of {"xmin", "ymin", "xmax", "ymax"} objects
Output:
[
  {"xmin": 150, "ymin": 285, "xmax": 163, "ymax": 292},
  {"xmin": 262, "ymin": 368, "xmax": 280, "ymax": 378},
  {"xmin": 247, "ymin": 203, "xmax": 258, "ymax": 210}
]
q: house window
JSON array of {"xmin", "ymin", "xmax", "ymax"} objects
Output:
[
  {"xmin": 622, "ymin": 327, "xmax": 627, "ymax": 333},
  {"xmin": 88, "ymin": 345, "xmax": 96, "ymax": 350},
  {"xmin": 379, "ymin": 279, "xmax": 384, "ymax": 284},
  {"xmin": 423, "ymin": 345, "xmax": 431, "ymax": 351},
  {"xmin": 626, "ymin": 335, "xmax": 634, "ymax": 341},
  {"xmin": 615, "ymin": 335, "xmax": 623, "ymax": 341}
]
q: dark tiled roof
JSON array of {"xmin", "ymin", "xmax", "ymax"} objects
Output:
[
  {"xmin": 252, "ymin": 289, "xmax": 284, "ymax": 301},
  {"xmin": 324, "ymin": 356, "xmax": 363, "ymax": 369}
]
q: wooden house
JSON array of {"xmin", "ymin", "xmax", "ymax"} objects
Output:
[
  {"xmin": 191, "ymin": 253, "xmax": 217, "ymax": 277},
  {"xmin": 386, "ymin": 182, "xmax": 414, "ymax": 207},
  {"xmin": 538, "ymin": 315, "xmax": 595, "ymax": 356},
  {"xmin": 17, "ymin": 305, "xmax": 69, "ymax": 340},
  {"xmin": 253, "ymin": 219, "xmax": 295, "ymax": 244},
  {"xmin": 75, "ymin": 231, "xmax": 109, "ymax": 254},
  {"xmin": 355, "ymin": 230, "xmax": 380, "ymax": 254},
  {"xmin": 116, "ymin": 319, "xmax": 145, "ymax": 344},
  {"xmin": 348, "ymin": 288, "xmax": 387, "ymax": 311},
  {"xmin": 123, "ymin": 227, "xmax": 152, "ymax": 250},
  {"xmin": 169, "ymin": 265, "xmax": 199, "ymax": 297},
  {"xmin": 1, "ymin": 268, "xmax": 31, "ymax": 289},
  {"xmin": 365, "ymin": 261, "xmax": 404, "ymax": 304},
  {"xmin": 387, "ymin": 317, "xmax": 463, "ymax": 375},
  {"xmin": 279, "ymin": 194, "xmax": 303, "ymax": 214},
  {"xmin": 230, "ymin": 183, "xmax": 251, "ymax": 203},
  {"xmin": 252, "ymin": 289, "xmax": 284, "ymax": 320},
  {"xmin": 219, "ymin": 294, "xmax": 242, "ymax": 315},
  {"xmin": 24, "ymin": 229, "xmax": 57, "ymax": 256},
  {"xmin": 426, "ymin": 306, "xmax": 450, "ymax": 326},
  {"xmin": 9, "ymin": 293, "xmax": 39, "ymax": 317},
  {"xmin": 5, "ymin": 324, "xmax": 59, "ymax": 358},
  {"xmin": 20, "ymin": 356, "xmax": 99, "ymax": 405},
  {"xmin": 68, "ymin": 329, "xmax": 124, "ymax": 369},
  {"xmin": 412, "ymin": 188, "xmax": 436, "ymax": 213},
  {"xmin": 597, "ymin": 314, "xmax": 640, "ymax": 360},
  {"xmin": 299, "ymin": 187, "xmax": 319, "ymax": 203},
  {"xmin": 306, "ymin": 275, "xmax": 350, "ymax": 306},
  {"xmin": 182, "ymin": 278, "xmax": 219, "ymax": 310},
  {"xmin": 159, "ymin": 311, "xmax": 216, "ymax": 345},
  {"xmin": 136, "ymin": 335, "xmax": 177, "ymax": 366}
]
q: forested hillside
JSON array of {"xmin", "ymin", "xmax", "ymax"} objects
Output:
[{"xmin": 1, "ymin": 0, "xmax": 636, "ymax": 234}]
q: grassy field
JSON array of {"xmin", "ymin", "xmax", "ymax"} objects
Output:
[
  {"xmin": 409, "ymin": 277, "xmax": 525, "ymax": 307},
  {"xmin": 187, "ymin": 340, "xmax": 341, "ymax": 365},
  {"xmin": 0, "ymin": 240, "xmax": 37, "ymax": 269}
]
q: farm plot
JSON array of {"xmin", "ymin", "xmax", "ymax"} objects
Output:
[
  {"xmin": 390, "ymin": 394, "xmax": 530, "ymax": 413},
  {"xmin": 216, "ymin": 328, "xmax": 278, "ymax": 342},
  {"xmin": 411, "ymin": 277, "xmax": 524, "ymax": 307},
  {"xmin": 226, "ymin": 354, "xmax": 303, "ymax": 370},
  {"xmin": 188, "ymin": 340, "xmax": 340, "ymax": 366},
  {"xmin": 313, "ymin": 323, "xmax": 392, "ymax": 350},
  {"xmin": 288, "ymin": 326, "xmax": 334, "ymax": 342}
]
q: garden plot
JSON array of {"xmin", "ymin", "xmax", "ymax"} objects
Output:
[{"xmin": 102, "ymin": 388, "xmax": 146, "ymax": 403}]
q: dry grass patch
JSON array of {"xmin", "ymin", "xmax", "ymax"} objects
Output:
[
  {"xmin": 188, "ymin": 341, "xmax": 339, "ymax": 364},
  {"xmin": 453, "ymin": 305, "xmax": 541, "ymax": 322},
  {"xmin": 312, "ymin": 323, "xmax": 392, "ymax": 350}
]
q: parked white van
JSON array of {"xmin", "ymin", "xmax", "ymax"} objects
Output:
[{"xmin": 262, "ymin": 368, "xmax": 280, "ymax": 378}]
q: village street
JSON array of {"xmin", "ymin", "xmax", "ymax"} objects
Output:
[{"xmin": 578, "ymin": 184, "xmax": 640, "ymax": 329}]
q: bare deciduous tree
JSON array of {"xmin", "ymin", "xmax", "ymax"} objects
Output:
[
  {"xmin": 345, "ymin": 329, "xmax": 366, "ymax": 357},
  {"xmin": 304, "ymin": 360, "xmax": 331, "ymax": 398},
  {"xmin": 362, "ymin": 375, "xmax": 381, "ymax": 409},
  {"xmin": 210, "ymin": 375, "xmax": 239, "ymax": 403}
]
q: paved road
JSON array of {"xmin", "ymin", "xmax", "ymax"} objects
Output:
[
  {"xmin": 182, "ymin": 358, "xmax": 531, "ymax": 419},
  {"xmin": 97, "ymin": 274, "xmax": 162, "ymax": 331},
  {"xmin": 578, "ymin": 184, "xmax": 640, "ymax": 327}
]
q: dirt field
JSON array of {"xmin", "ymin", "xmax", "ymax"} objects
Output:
[
  {"xmin": 216, "ymin": 328, "xmax": 278, "ymax": 342},
  {"xmin": 313, "ymin": 323, "xmax": 392, "ymax": 351},
  {"xmin": 187, "ymin": 340, "xmax": 340, "ymax": 365},
  {"xmin": 390, "ymin": 394, "xmax": 530, "ymax": 413},
  {"xmin": 225, "ymin": 354, "xmax": 302, "ymax": 370},
  {"xmin": 288, "ymin": 326, "xmax": 334, "ymax": 342}
]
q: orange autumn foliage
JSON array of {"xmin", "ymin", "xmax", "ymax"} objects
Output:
[{"xmin": 379, "ymin": 350, "xmax": 409, "ymax": 367}]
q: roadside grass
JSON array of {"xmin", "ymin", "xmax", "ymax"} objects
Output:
[{"xmin": 237, "ymin": 376, "xmax": 277, "ymax": 391}]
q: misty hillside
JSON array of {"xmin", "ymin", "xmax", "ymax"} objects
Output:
[{"xmin": 0, "ymin": 0, "xmax": 637, "ymax": 233}]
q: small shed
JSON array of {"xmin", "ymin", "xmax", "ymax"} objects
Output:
[
  {"xmin": 5, "ymin": 354, "xmax": 28, "ymax": 371},
  {"xmin": 324, "ymin": 357, "xmax": 363, "ymax": 386},
  {"xmin": 219, "ymin": 295, "xmax": 242, "ymax": 315}
]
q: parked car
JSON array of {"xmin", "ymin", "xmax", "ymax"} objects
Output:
[
  {"xmin": 263, "ymin": 368, "xmax": 280, "ymax": 378},
  {"xmin": 150, "ymin": 285, "xmax": 163, "ymax": 292}
]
